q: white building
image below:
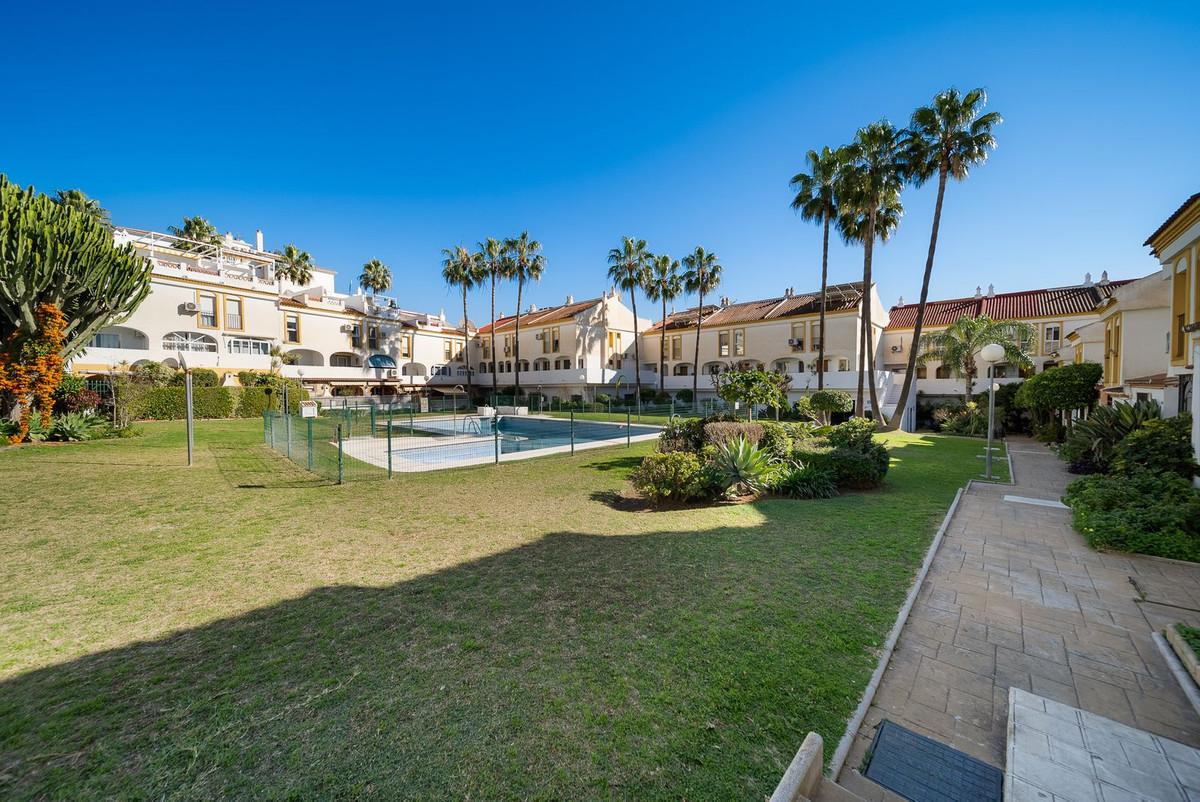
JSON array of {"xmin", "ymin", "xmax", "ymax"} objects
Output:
[
  {"xmin": 72, "ymin": 227, "xmax": 471, "ymax": 399},
  {"xmin": 472, "ymin": 290, "xmax": 650, "ymax": 401}
]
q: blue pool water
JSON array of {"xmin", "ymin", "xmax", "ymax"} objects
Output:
[{"xmin": 391, "ymin": 415, "xmax": 660, "ymax": 468}]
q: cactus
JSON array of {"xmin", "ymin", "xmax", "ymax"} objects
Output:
[{"xmin": 0, "ymin": 174, "xmax": 152, "ymax": 359}]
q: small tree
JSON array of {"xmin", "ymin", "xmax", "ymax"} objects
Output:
[
  {"xmin": 797, "ymin": 389, "xmax": 855, "ymax": 426},
  {"xmin": 917, "ymin": 314, "xmax": 1035, "ymax": 403},
  {"xmin": 1015, "ymin": 362, "xmax": 1102, "ymax": 426},
  {"xmin": 712, "ymin": 368, "xmax": 787, "ymax": 415}
]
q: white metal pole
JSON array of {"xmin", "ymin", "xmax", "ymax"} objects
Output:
[
  {"xmin": 185, "ymin": 369, "xmax": 194, "ymax": 467},
  {"xmin": 986, "ymin": 364, "xmax": 995, "ymax": 480}
]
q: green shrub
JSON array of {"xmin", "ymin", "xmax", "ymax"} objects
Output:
[
  {"xmin": 974, "ymin": 381, "xmax": 1027, "ymax": 434},
  {"xmin": 129, "ymin": 361, "xmax": 175, "ymax": 387},
  {"xmin": 703, "ymin": 421, "xmax": 764, "ymax": 448},
  {"xmin": 940, "ymin": 402, "xmax": 989, "ymax": 437},
  {"xmin": 594, "ymin": 393, "xmax": 612, "ymax": 405},
  {"xmin": 128, "ymin": 387, "xmax": 235, "ymax": 420},
  {"xmin": 776, "ymin": 463, "xmax": 838, "ymax": 499},
  {"xmin": 713, "ymin": 436, "xmax": 779, "ymax": 496},
  {"xmin": 235, "ymin": 388, "xmax": 272, "ymax": 418},
  {"xmin": 630, "ymin": 451, "xmax": 707, "ymax": 505},
  {"xmin": 0, "ymin": 418, "xmax": 18, "ymax": 440},
  {"xmin": 826, "ymin": 417, "xmax": 877, "ymax": 450},
  {"xmin": 1032, "ymin": 419, "xmax": 1066, "ymax": 444},
  {"xmin": 675, "ymin": 389, "xmax": 694, "ymax": 404},
  {"xmin": 1065, "ymin": 469, "xmax": 1200, "ymax": 560},
  {"xmin": 1016, "ymin": 362, "xmax": 1103, "ymax": 413},
  {"xmin": 171, "ymin": 368, "xmax": 219, "ymax": 388},
  {"xmin": 657, "ymin": 417, "xmax": 707, "ymax": 453},
  {"xmin": 1111, "ymin": 415, "xmax": 1197, "ymax": 479},
  {"xmin": 793, "ymin": 441, "xmax": 889, "ymax": 489},
  {"xmin": 758, "ymin": 421, "xmax": 793, "ymax": 460},
  {"xmin": 49, "ymin": 411, "xmax": 106, "ymax": 441},
  {"xmin": 1059, "ymin": 399, "xmax": 1161, "ymax": 473}
]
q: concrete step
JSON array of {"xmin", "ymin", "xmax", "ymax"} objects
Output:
[
  {"xmin": 811, "ymin": 777, "xmax": 871, "ymax": 802},
  {"xmin": 834, "ymin": 770, "xmax": 908, "ymax": 802}
]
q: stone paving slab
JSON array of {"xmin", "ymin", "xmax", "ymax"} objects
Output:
[
  {"xmin": 1006, "ymin": 687, "xmax": 1200, "ymax": 802},
  {"xmin": 837, "ymin": 436, "xmax": 1200, "ymax": 790}
]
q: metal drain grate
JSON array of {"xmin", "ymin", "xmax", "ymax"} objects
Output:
[{"xmin": 863, "ymin": 720, "xmax": 1003, "ymax": 802}]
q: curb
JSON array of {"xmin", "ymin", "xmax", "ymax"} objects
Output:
[{"xmin": 825, "ymin": 484, "xmax": 967, "ymax": 780}]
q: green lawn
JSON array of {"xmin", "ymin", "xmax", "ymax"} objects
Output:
[{"xmin": 0, "ymin": 421, "xmax": 1004, "ymax": 800}]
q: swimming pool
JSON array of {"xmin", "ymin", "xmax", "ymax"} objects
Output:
[{"xmin": 348, "ymin": 414, "xmax": 662, "ymax": 472}]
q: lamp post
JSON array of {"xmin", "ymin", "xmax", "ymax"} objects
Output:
[
  {"xmin": 980, "ymin": 343, "xmax": 1006, "ymax": 480},
  {"xmin": 178, "ymin": 351, "xmax": 194, "ymax": 466}
]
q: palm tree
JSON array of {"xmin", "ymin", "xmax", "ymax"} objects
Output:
[
  {"xmin": 790, "ymin": 145, "xmax": 850, "ymax": 390},
  {"xmin": 359, "ymin": 258, "xmax": 392, "ymax": 295},
  {"xmin": 643, "ymin": 253, "xmax": 682, "ymax": 392},
  {"xmin": 441, "ymin": 246, "xmax": 485, "ymax": 402},
  {"xmin": 274, "ymin": 244, "xmax": 314, "ymax": 286},
  {"xmin": 606, "ymin": 237, "xmax": 652, "ymax": 407},
  {"xmin": 505, "ymin": 232, "xmax": 546, "ymax": 397},
  {"xmin": 681, "ymin": 246, "xmax": 722, "ymax": 404},
  {"xmin": 886, "ymin": 88, "xmax": 1002, "ymax": 431},
  {"xmin": 916, "ymin": 314, "xmax": 1034, "ymax": 403},
  {"xmin": 477, "ymin": 237, "xmax": 508, "ymax": 398},
  {"xmin": 168, "ymin": 215, "xmax": 220, "ymax": 250},
  {"xmin": 838, "ymin": 121, "xmax": 906, "ymax": 421},
  {"xmin": 53, "ymin": 188, "xmax": 110, "ymax": 225}
]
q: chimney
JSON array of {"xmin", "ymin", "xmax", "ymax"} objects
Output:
[
  {"xmin": 720, "ymin": 296, "xmax": 730, "ymax": 307},
  {"xmin": 1083, "ymin": 272, "xmax": 1093, "ymax": 286},
  {"xmin": 529, "ymin": 303, "xmax": 538, "ymax": 313},
  {"xmin": 987, "ymin": 284, "xmax": 995, "ymax": 298},
  {"xmin": 1099, "ymin": 270, "xmax": 1110, "ymax": 286},
  {"xmin": 974, "ymin": 286, "xmax": 982, "ymax": 299},
  {"xmin": 897, "ymin": 295, "xmax": 905, "ymax": 306},
  {"xmin": 255, "ymin": 229, "xmax": 264, "ymax": 251},
  {"xmin": 565, "ymin": 294, "xmax": 573, "ymax": 305}
]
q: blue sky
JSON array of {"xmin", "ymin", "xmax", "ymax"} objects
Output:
[{"xmin": 3, "ymin": 2, "xmax": 1198, "ymax": 324}]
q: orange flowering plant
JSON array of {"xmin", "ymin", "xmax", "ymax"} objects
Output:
[{"xmin": 0, "ymin": 304, "xmax": 66, "ymax": 443}]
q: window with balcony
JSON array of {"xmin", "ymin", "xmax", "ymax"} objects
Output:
[
  {"xmin": 1043, "ymin": 323, "xmax": 1061, "ymax": 355},
  {"xmin": 534, "ymin": 358, "xmax": 550, "ymax": 371},
  {"xmin": 916, "ymin": 366, "xmax": 927, "ymax": 379},
  {"xmin": 368, "ymin": 326, "xmax": 379, "ymax": 351},
  {"xmin": 812, "ymin": 324, "xmax": 823, "ymax": 350},
  {"xmin": 351, "ymin": 324, "xmax": 363, "ymax": 348},
  {"xmin": 673, "ymin": 363, "xmax": 691, "ymax": 376},
  {"xmin": 399, "ymin": 334, "xmax": 412, "ymax": 358},
  {"xmin": 718, "ymin": 331, "xmax": 730, "ymax": 357},
  {"xmin": 670, "ymin": 335, "xmax": 682, "ymax": 360},
  {"xmin": 198, "ymin": 293, "xmax": 218, "ymax": 328},
  {"xmin": 503, "ymin": 334, "xmax": 513, "ymax": 356},
  {"xmin": 284, "ymin": 314, "xmax": 300, "ymax": 343},
  {"xmin": 838, "ymin": 358, "xmax": 849, "ymax": 372},
  {"xmin": 163, "ymin": 332, "xmax": 217, "ymax": 352},
  {"xmin": 90, "ymin": 332, "xmax": 121, "ymax": 349},
  {"xmin": 790, "ymin": 323, "xmax": 805, "ymax": 351},
  {"xmin": 1173, "ymin": 255, "xmax": 1189, "ymax": 360},
  {"xmin": 733, "ymin": 329, "xmax": 745, "ymax": 357},
  {"xmin": 935, "ymin": 364, "xmax": 952, "ymax": 379},
  {"xmin": 331, "ymin": 353, "xmax": 361, "ymax": 367},
  {"xmin": 224, "ymin": 297, "xmax": 243, "ymax": 330},
  {"xmin": 226, "ymin": 338, "xmax": 270, "ymax": 356}
]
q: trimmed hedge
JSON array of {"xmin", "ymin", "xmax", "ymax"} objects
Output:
[
  {"xmin": 128, "ymin": 386, "xmax": 305, "ymax": 420},
  {"xmin": 702, "ymin": 421, "xmax": 763, "ymax": 447},
  {"xmin": 1065, "ymin": 469, "xmax": 1200, "ymax": 561}
]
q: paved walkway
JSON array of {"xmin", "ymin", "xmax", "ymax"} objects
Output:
[{"xmin": 837, "ymin": 436, "xmax": 1200, "ymax": 800}]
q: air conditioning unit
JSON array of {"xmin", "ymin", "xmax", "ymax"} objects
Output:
[
  {"xmin": 890, "ymin": 345, "xmax": 902, "ymax": 353},
  {"xmin": 386, "ymin": 369, "xmax": 398, "ymax": 379},
  {"xmin": 180, "ymin": 301, "xmax": 198, "ymax": 314},
  {"xmin": 340, "ymin": 324, "xmax": 356, "ymax": 334},
  {"xmin": 812, "ymin": 340, "xmax": 822, "ymax": 349},
  {"xmin": 535, "ymin": 333, "xmax": 544, "ymax": 340},
  {"xmin": 787, "ymin": 338, "xmax": 799, "ymax": 346},
  {"xmin": 503, "ymin": 347, "xmax": 512, "ymax": 356}
]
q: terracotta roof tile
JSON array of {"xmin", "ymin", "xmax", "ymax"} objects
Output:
[
  {"xmin": 885, "ymin": 280, "xmax": 1133, "ymax": 329},
  {"xmin": 645, "ymin": 282, "xmax": 864, "ymax": 334},
  {"xmin": 476, "ymin": 297, "xmax": 602, "ymax": 334},
  {"xmin": 1145, "ymin": 192, "xmax": 1200, "ymax": 249}
]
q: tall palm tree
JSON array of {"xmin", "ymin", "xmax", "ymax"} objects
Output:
[
  {"xmin": 505, "ymin": 232, "xmax": 546, "ymax": 397},
  {"xmin": 606, "ymin": 237, "xmax": 652, "ymax": 406},
  {"xmin": 442, "ymin": 246, "xmax": 485, "ymax": 402},
  {"xmin": 838, "ymin": 121, "xmax": 906, "ymax": 421},
  {"xmin": 790, "ymin": 145, "xmax": 850, "ymax": 390},
  {"xmin": 643, "ymin": 254, "xmax": 683, "ymax": 392},
  {"xmin": 916, "ymin": 315, "xmax": 1034, "ymax": 403},
  {"xmin": 477, "ymin": 237, "xmax": 508, "ymax": 397},
  {"xmin": 885, "ymin": 87, "xmax": 1002, "ymax": 431},
  {"xmin": 53, "ymin": 188, "xmax": 110, "ymax": 226},
  {"xmin": 681, "ymin": 246, "xmax": 722, "ymax": 404},
  {"xmin": 168, "ymin": 215, "xmax": 221, "ymax": 251},
  {"xmin": 274, "ymin": 244, "xmax": 314, "ymax": 286},
  {"xmin": 358, "ymin": 258, "xmax": 392, "ymax": 295}
]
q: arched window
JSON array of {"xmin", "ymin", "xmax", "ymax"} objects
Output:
[
  {"xmin": 703, "ymin": 362, "xmax": 723, "ymax": 375},
  {"xmin": 517, "ymin": 359, "xmax": 530, "ymax": 372},
  {"xmin": 796, "ymin": 360, "xmax": 804, "ymax": 373},
  {"xmin": 401, "ymin": 362, "xmax": 427, "ymax": 376},
  {"xmin": 533, "ymin": 358, "xmax": 550, "ymax": 371},
  {"xmin": 162, "ymin": 332, "xmax": 217, "ymax": 352},
  {"xmin": 367, "ymin": 354, "xmax": 397, "ymax": 369},
  {"xmin": 1041, "ymin": 361, "xmax": 1058, "ymax": 372},
  {"xmin": 673, "ymin": 363, "xmax": 692, "ymax": 376},
  {"xmin": 330, "ymin": 353, "xmax": 362, "ymax": 368},
  {"xmin": 935, "ymin": 364, "xmax": 952, "ymax": 379}
]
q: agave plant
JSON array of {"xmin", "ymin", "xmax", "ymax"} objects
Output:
[
  {"xmin": 50, "ymin": 411, "xmax": 105, "ymax": 442},
  {"xmin": 1061, "ymin": 399, "xmax": 1160, "ymax": 472},
  {"xmin": 714, "ymin": 435, "xmax": 778, "ymax": 496}
]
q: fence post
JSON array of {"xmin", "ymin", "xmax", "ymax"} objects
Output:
[
  {"xmin": 386, "ymin": 405, "xmax": 393, "ymax": 479},
  {"xmin": 370, "ymin": 403, "xmax": 377, "ymax": 436},
  {"xmin": 570, "ymin": 408, "xmax": 576, "ymax": 454},
  {"xmin": 409, "ymin": 407, "xmax": 415, "ymax": 438},
  {"xmin": 306, "ymin": 417, "xmax": 314, "ymax": 471},
  {"xmin": 626, "ymin": 407, "xmax": 631, "ymax": 447},
  {"xmin": 263, "ymin": 412, "xmax": 269, "ymax": 444},
  {"xmin": 285, "ymin": 412, "xmax": 292, "ymax": 460},
  {"xmin": 493, "ymin": 413, "xmax": 500, "ymax": 464},
  {"xmin": 337, "ymin": 424, "xmax": 344, "ymax": 484}
]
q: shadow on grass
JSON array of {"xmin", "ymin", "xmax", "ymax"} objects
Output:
[
  {"xmin": 581, "ymin": 454, "xmax": 643, "ymax": 472},
  {"xmin": 0, "ymin": 506, "xmax": 917, "ymax": 801},
  {"xmin": 208, "ymin": 444, "xmax": 334, "ymax": 489}
]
